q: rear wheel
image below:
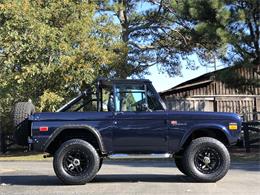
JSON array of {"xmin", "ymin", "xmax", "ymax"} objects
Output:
[
  {"xmin": 183, "ymin": 137, "xmax": 230, "ymax": 182},
  {"xmin": 53, "ymin": 139, "xmax": 100, "ymax": 185},
  {"xmin": 13, "ymin": 102, "xmax": 35, "ymax": 146}
]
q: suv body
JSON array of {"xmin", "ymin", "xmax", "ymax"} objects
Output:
[{"xmin": 14, "ymin": 78, "xmax": 242, "ymax": 184}]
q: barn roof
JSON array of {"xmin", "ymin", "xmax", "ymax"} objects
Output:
[{"xmin": 160, "ymin": 66, "xmax": 231, "ymax": 95}]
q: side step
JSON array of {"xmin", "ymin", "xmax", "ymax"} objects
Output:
[{"xmin": 107, "ymin": 153, "xmax": 172, "ymax": 159}]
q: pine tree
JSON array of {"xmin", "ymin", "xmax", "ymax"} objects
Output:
[
  {"xmin": 98, "ymin": 0, "xmax": 192, "ymax": 78},
  {"xmin": 164, "ymin": 0, "xmax": 260, "ymax": 91},
  {"xmin": 165, "ymin": 0, "xmax": 259, "ymax": 67}
]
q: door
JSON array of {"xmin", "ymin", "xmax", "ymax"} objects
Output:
[{"xmin": 112, "ymin": 83, "xmax": 168, "ymax": 153}]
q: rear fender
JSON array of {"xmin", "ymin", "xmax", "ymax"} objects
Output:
[{"xmin": 43, "ymin": 125, "xmax": 105, "ymax": 153}]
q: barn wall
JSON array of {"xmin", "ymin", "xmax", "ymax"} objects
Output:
[
  {"xmin": 165, "ymin": 96, "xmax": 259, "ymax": 121},
  {"xmin": 256, "ymin": 97, "xmax": 260, "ymax": 120},
  {"xmin": 161, "ymin": 65, "xmax": 260, "ymax": 98},
  {"xmin": 214, "ymin": 96, "xmax": 256, "ymax": 121},
  {"xmin": 165, "ymin": 97, "xmax": 214, "ymax": 112},
  {"xmin": 213, "ymin": 65, "xmax": 260, "ymax": 95},
  {"xmin": 161, "ymin": 65, "xmax": 260, "ymax": 121}
]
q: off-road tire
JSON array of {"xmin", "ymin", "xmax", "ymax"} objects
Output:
[
  {"xmin": 175, "ymin": 156, "xmax": 189, "ymax": 175},
  {"xmin": 98, "ymin": 158, "xmax": 103, "ymax": 171},
  {"xmin": 53, "ymin": 139, "xmax": 100, "ymax": 185},
  {"xmin": 183, "ymin": 137, "xmax": 230, "ymax": 182},
  {"xmin": 13, "ymin": 102, "xmax": 35, "ymax": 146}
]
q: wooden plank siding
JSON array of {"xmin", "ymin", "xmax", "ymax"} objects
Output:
[
  {"xmin": 161, "ymin": 65, "xmax": 260, "ymax": 97},
  {"xmin": 215, "ymin": 97, "xmax": 255, "ymax": 121},
  {"xmin": 160, "ymin": 65, "xmax": 260, "ymax": 121},
  {"xmin": 165, "ymin": 97, "xmax": 214, "ymax": 112},
  {"xmin": 164, "ymin": 96, "xmax": 257, "ymax": 121}
]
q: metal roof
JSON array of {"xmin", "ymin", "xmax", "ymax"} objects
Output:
[
  {"xmin": 97, "ymin": 78, "xmax": 151, "ymax": 85},
  {"xmin": 159, "ymin": 66, "xmax": 230, "ymax": 95}
]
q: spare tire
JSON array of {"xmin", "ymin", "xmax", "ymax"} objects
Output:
[{"xmin": 13, "ymin": 102, "xmax": 35, "ymax": 146}]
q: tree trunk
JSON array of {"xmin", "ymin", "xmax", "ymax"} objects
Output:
[{"xmin": 117, "ymin": 0, "xmax": 130, "ymax": 78}]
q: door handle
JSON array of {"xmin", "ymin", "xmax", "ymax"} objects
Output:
[{"xmin": 115, "ymin": 112, "xmax": 124, "ymax": 116}]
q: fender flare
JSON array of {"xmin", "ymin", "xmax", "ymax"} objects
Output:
[
  {"xmin": 179, "ymin": 124, "xmax": 231, "ymax": 147},
  {"xmin": 43, "ymin": 125, "xmax": 105, "ymax": 153}
]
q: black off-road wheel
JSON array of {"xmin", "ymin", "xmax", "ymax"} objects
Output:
[
  {"xmin": 13, "ymin": 102, "xmax": 35, "ymax": 146},
  {"xmin": 53, "ymin": 139, "xmax": 100, "ymax": 185},
  {"xmin": 183, "ymin": 137, "xmax": 230, "ymax": 182}
]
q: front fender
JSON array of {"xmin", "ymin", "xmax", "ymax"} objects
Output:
[
  {"xmin": 43, "ymin": 125, "xmax": 105, "ymax": 153},
  {"xmin": 180, "ymin": 123, "xmax": 231, "ymax": 147}
]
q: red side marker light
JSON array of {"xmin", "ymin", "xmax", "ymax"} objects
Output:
[
  {"xmin": 39, "ymin": 126, "xmax": 48, "ymax": 132},
  {"xmin": 171, "ymin": 120, "xmax": 178, "ymax": 125}
]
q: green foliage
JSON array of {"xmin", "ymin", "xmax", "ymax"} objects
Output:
[
  {"xmin": 97, "ymin": 0, "xmax": 190, "ymax": 78},
  {"xmin": 0, "ymin": 0, "xmax": 259, "ymax": 133},
  {"xmin": 160, "ymin": 0, "xmax": 259, "ymax": 92},
  {"xmin": 0, "ymin": 0, "xmax": 123, "ymax": 132},
  {"xmin": 168, "ymin": 0, "xmax": 259, "ymax": 67},
  {"xmin": 39, "ymin": 90, "xmax": 64, "ymax": 112}
]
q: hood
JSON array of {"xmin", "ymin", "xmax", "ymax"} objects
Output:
[{"xmin": 166, "ymin": 110, "xmax": 241, "ymax": 122}]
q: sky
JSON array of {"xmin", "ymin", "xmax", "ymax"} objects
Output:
[
  {"xmin": 136, "ymin": 2, "xmax": 221, "ymax": 92},
  {"xmin": 135, "ymin": 2, "xmax": 225, "ymax": 92},
  {"xmin": 145, "ymin": 65, "xmax": 207, "ymax": 92},
  {"xmin": 145, "ymin": 63, "xmax": 221, "ymax": 92},
  {"xmin": 145, "ymin": 57, "xmax": 224, "ymax": 92}
]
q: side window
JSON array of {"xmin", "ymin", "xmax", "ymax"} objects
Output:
[
  {"xmin": 115, "ymin": 85, "xmax": 146, "ymax": 112},
  {"xmin": 146, "ymin": 85, "xmax": 164, "ymax": 111},
  {"xmin": 101, "ymin": 85, "xmax": 114, "ymax": 112},
  {"xmin": 66, "ymin": 91, "xmax": 97, "ymax": 112}
]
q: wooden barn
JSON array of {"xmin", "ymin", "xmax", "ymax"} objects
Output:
[{"xmin": 160, "ymin": 64, "xmax": 260, "ymax": 121}]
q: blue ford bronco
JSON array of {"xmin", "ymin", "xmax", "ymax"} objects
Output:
[{"xmin": 13, "ymin": 78, "xmax": 241, "ymax": 185}]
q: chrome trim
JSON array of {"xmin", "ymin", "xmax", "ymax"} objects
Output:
[{"xmin": 108, "ymin": 153, "xmax": 172, "ymax": 159}]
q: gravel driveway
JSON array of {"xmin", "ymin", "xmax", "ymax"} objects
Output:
[{"xmin": 0, "ymin": 160, "xmax": 259, "ymax": 195}]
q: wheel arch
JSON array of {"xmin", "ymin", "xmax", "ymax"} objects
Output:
[
  {"xmin": 43, "ymin": 125, "xmax": 105, "ymax": 155},
  {"xmin": 180, "ymin": 125, "xmax": 230, "ymax": 149}
]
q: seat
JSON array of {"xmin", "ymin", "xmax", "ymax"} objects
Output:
[{"xmin": 107, "ymin": 94, "xmax": 115, "ymax": 112}]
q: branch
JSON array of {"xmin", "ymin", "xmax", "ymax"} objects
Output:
[
  {"xmin": 129, "ymin": 61, "xmax": 158, "ymax": 75},
  {"xmin": 246, "ymin": 16, "xmax": 257, "ymax": 55},
  {"xmin": 129, "ymin": 23, "xmax": 165, "ymax": 33},
  {"xmin": 161, "ymin": 28, "xmax": 188, "ymax": 45},
  {"xmin": 252, "ymin": 3, "xmax": 260, "ymax": 60},
  {"xmin": 128, "ymin": 41, "xmax": 158, "ymax": 52}
]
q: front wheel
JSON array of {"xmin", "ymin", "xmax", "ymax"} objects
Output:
[
  {"xmin": 53, "ymin": 139, "xmax": 100, "ymax": 185},
  {"xmin": 98, "ymin": 158, "xmax": 103, "ymax": 171},
  {"xmin": 183, "ymin": 137, "xmax": 230, "ymax": 182}
]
